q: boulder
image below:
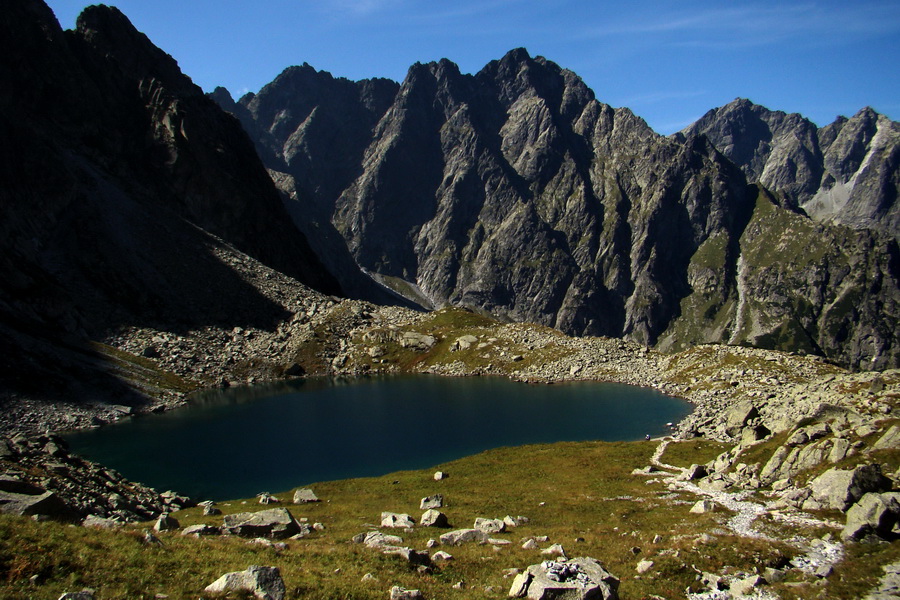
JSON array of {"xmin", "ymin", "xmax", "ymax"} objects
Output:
[
  {"xmin": 682, "ymin": 464, "xmax": 708, "ymax": 481},
  {"xmin": 182, "ymin": 524, "xmax": 220, "ymax": 537},
  {"xmin": 690, "ymin": 500, "xmax": 716, "ymax": 514},
  {"xmin": 504, "ymin": 515, "xmax": 529, "ymax": 528},
  {"xmin": 223, "ymin": 508, "xmax": 301, "ymax": 539},
  {"xmin": 439, "ymin": 528, "xmax": 488, "ymax": 545},
  {"xmin": 452, "ymin": 335, "xmax": 479, "ymax": 351},
  {"xmin": 292, "ymin": 488, "xmax": 320, "ymax": 504},
  {"xmin": 58, "ymin": 592, "xmax": 94, "ymax": 600},
  {"xmin": 873, "ymin": 425, "xmax": 900, "ymax": 451},
  {"xmin": 204, "ymin": 565, "xmax": 285, "ymax": 600},
  {"xmin": 508, "ymin": 557, "xmax": 619, "ymax": 600},
  {"xmin": 390, "ymin": 587, "xmax": 424, "ymax": 600},
  {"xmin": 741, "ymin": 424, "xmax": 771, "ymax": 445},
  {"xmin": 841, "ymin": 492, "xmax": 900, "ymax": 540},
  {"xmin": 352, "ymin": 531, "xmax": 404, "ymax": 548},
  {"xmin": 636, "ymin": 559, "xmax": 654, "ymax": 574},
  {"xmin": 432, "ymin": 550, "xmax": 453, "ymax": 561},
  {"xmin": 541, "ymin": 544, "xmax": 567, "ymax": 559},
  {"xmin": 400, "ymin": 332, "xmax": 436, "ymax": 351},
  {"xmin": 475, "ymin": 517, "xmax": 505, "ymax": 534},
  {"xmin": 810, "ymin": 465, "xmax": 891, "ymax": 511},
  {"xmin": 382, "ymin": 546, "xmax": 432, "ymax": 567},
  {"xmin": 0, "ymin": 476, "xmax": 43, "ymax": 495},
  {"xmin": 420, "ymin": 494, "xmax": 443, "ymax": 510},
  {"xmin": 153, "ymin": 513, "xmax": 179, "ymax": 532},
  {"xmin": 829, "ymin": 438, "xmax": 851, "ymax": 463},
  {"xmin": 420, "ymin": 509, "xmax": 449, "ymax": 528},
  {"xmin": 729, "ymin": 575, "xmax": 765, "ymax": 597},
  {"xmin": 725, "ymin": 401, "xmax": 758, "ymax": 436},
  {"xmin": 82, "ymin": 515, "xmax": 122, "ymax": 529},
  {"xmin": 433, "ymin": 471, "xmax": 448, "ymax": 481},
  {"xmin": 0, "ymin": 489, "xmax": 75, "ymax": 521},
  {"xmin": 381, "ymin": 512, "xmax": 415, "ymax": 528}
]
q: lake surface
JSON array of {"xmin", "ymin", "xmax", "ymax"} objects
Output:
[{"xmin": 64, "ymin": 375, "xmax": 691, "ymax": 500}]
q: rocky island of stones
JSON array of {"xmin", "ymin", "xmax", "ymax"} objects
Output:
[{"xmin": 0, "ymin": 1, "xmax": 898, "ymax": 599}]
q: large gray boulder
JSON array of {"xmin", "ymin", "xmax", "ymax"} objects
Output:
[
  {"xmin": 420, "ymin": 509, "xmax": 449, "ymax": 528},
  {"xmin": 0, "ymin": 488, "xmax": 75, "ymax": 521},
  {"xmin": 810, "ymin": 464, "xmax": 891, "ymax": 511},
  {"xmin": 475, "ymin": 517, "xmax": 506, "ymax": 534},
  {"xmin": 292, "ymin": 488, "xmax": 320, "ymax": 504},
  {"xmin": 353, "ymin": 531, "xmax": 404, "ymax": 548},
  {"xmin": 420, "ymin": 494, "xmax": 443, "ymax": 510},
  {"xmin": 724, "ymin": 401, "xmax": 759, "ymax": 437},
  {"xmin": 842, "ymin": 492, "xmax": 900, "ymax": 541},
  {"xmin": 439, "ymin": 528, "xmax": 489, "ymax": 546},
  {"xmin": 381, "ymin": 512, "xmax": 415, "ymax": 528},
  {"xmin": 222, "ymin": 508, "xmax": 301, "ymax": 539},
  {"xmin": 204, "ymin": 565, "xmax": 285, "ymax": 600},
  {"xmin": 508, "ymin": 557, "xmax": 619, "ymax": 599}
]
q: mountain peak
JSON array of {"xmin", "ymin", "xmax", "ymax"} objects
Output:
[{"xmin": 76, "ymin": 4, "xmax": 199, "ymax": 96}]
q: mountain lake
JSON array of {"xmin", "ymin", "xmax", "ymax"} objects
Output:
[{"xmin": 64, "ymin": 375, "xmax": 692, "ymax": 500}]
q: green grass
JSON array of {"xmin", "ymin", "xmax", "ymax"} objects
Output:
[{"xmin": 2, "ymin": 434, "xmax": 897, "ymax": 598}]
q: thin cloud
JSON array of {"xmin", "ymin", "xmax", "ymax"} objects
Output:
[
  {"xmin": 578, "ymin": 3, "xmax": 900, "ymax": 44},
  {"xmin": 319, "ymin": 0, "xmax": 404, "ymax": 17}
]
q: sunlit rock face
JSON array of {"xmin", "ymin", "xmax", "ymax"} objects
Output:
[{"xmin": 221, "ymin": 49, "xmax": 898, "ymax": 370}]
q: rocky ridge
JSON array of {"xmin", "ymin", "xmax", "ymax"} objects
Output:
[{"xmin": 679, "ymin": 98, "xmax": 900, "ymax": 240}]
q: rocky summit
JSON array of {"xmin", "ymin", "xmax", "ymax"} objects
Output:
[{"xmin": 215, "ymin": 50, "xmax": 899, "ymax": 370}]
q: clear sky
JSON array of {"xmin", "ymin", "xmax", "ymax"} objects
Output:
[{"xmin": 44, "ymin": 0, "xmax": 899, "ymax": 135}]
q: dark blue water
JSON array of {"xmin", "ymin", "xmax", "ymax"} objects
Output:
[{"xmin": 64, "ymin": 375, "xmax": 690, "ymax": 500}]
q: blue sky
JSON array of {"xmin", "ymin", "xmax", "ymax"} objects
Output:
[{"xmin": 45, "ymin": 0, "xmax": 899, "ymax": 134}]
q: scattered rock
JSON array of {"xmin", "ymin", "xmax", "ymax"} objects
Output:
[
  {"xmin": 58, "ymin": 591, "xmax": 95, "ymax": 600},
  {"xmin": 474, "ymin": 517, "xmax": 505, "ymax": 534},
  {"xmin": 153, "ymin": 513, "xmax": 179, "ymax": 532},
  {"xmin": 292, "ymin": 488, "xmax": 320, "ymax": 504},
  {"xmin": 508, "ymin": 557, "xmax": 619, "ymax": 600},
  {"xmin": 729, "ymin": 574, "xmax": 765, "ymax": 596},
  {"xmin": 420, "ymin": 494, "xmax": 443, "ymax": 510},
  {"xmin": 636, "ymin": 559, "xmax": 654, "ymax": 574},
  {"xmin": 353, "ymin": 531, "xmax": 404, "ymax": 548},
  {"xmin": 223, "ymin": 508, "xmax": 302, "ymax": 539},
  {"xmin": 400, "ymin": 332, "xmax": 436, "ymax": 351},
  {"xmin": 182, "ymin": 524, "xmax": 220, "ymax": 537},
  {"xmin": 420, "ymin": 509, "xmax": 449, "ymax": 528},
  {"xmin": 541, "ymin": 543, "xmax": 567, "ymax": 559},
  {"xmin": 390, "ymin": 585, "xmax": 424, "ymax": 599},
  {"xmin": 204, "ymin": 565, "xmax": 286, "ymax": 600},
  {"xmin": 381, "ymin": 512, "xmax": 415, "ymax": 528},
  {"xmin": 439, "ymin": 528, "xmax": 488, "ymax": 546}
]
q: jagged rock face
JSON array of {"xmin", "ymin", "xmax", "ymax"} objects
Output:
[
  {"xmin": 680, "ymin": 99, "xmax": 900, "ymax": 240},
  {"xmin": 0, "ymin": 1, "xmax": 336, "ymax": 403},
  {"xmin": 227, "ymin": 50, "xmax": 898, "ymax": 369}
]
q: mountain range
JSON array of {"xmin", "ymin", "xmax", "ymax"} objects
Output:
[
  {"xmin": 211, "ymin": 52, "xmax": 899, "ymax": 370},
  {"xmin": 0, "ymin": 0, "xmax": 897, "ymax": 415}
]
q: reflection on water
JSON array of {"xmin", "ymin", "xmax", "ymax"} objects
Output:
[{"xmin": 65, "ymin": 375, "xmax": 691, "ymax": 501}]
